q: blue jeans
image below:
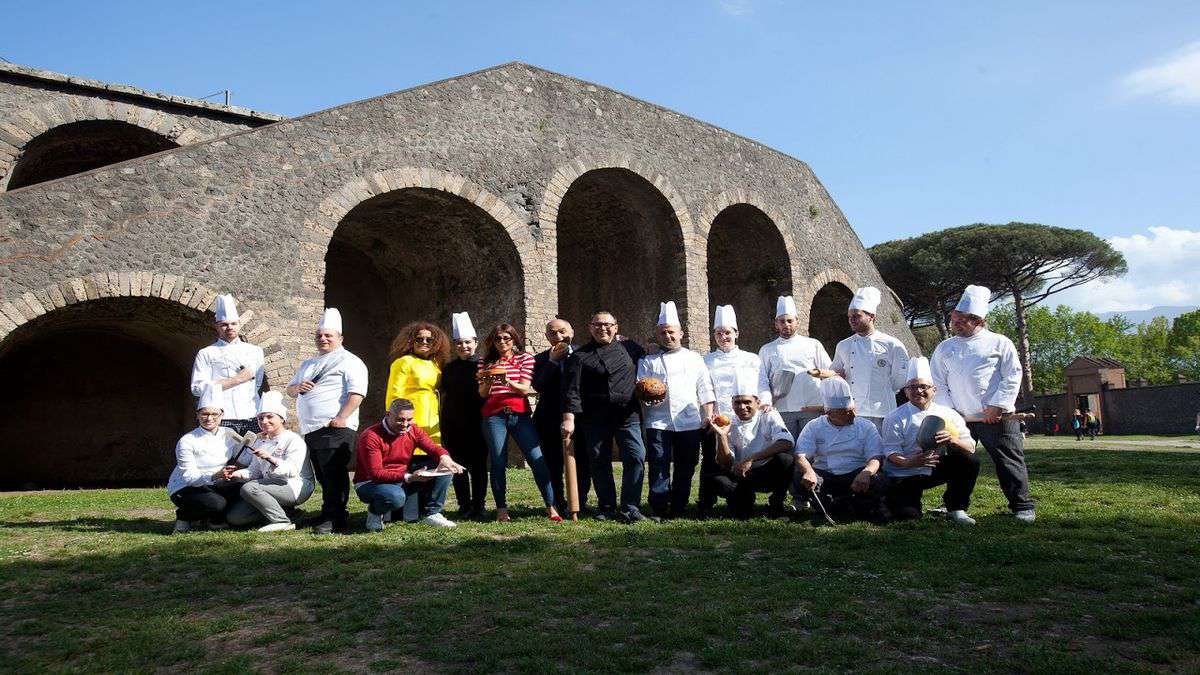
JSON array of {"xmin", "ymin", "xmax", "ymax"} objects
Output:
[
  {"xmin": 580, "ymin": 411, "xmax": 646, "ymax": 515},
  {"xmin": 482, "ymin": 412, "xmax": 555, "ymax": 509},
  {"xmin": 355, "ymin": 475, "xmax": 450, "ymax": 519},
  {"xmin": 645, "ymin": 428, "xmax": 702, "ymax": 517}
]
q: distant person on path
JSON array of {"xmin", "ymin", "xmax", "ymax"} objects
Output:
[
  {"xmin": 1085, "ymin": 411, "xmax": 1100, "ymax": 439},
  {"xmin": 1072, "ymin": 409, "xmax": 1084, "ymax": 441},
  {"xmin": 190, "ymin": 294, "xmax": 265, "ymax": 436},
  {"xmin": 166, "ymin": 383, "xmax": 245, "ymax": 534},
  {"xmin": 830, "ymin": 286, "xmax": 910, "ymax": 432},
  {"xmin": 931, "ymin": 285, "xmax": 1036, "ymax": 524}
]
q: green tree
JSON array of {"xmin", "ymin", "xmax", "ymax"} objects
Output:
[
  {"xmin": 1169, "ymin": 310, "xmax": 1200, "ymax": 381},
  {"xmin": 868, "ymin": 236, "xmax": 978, "ymax": 337},
  {"xmin": 989, "ymin": 304, "xmax": 1130, "ymax": 394}
]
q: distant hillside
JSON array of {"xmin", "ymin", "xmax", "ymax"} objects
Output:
[{"xmin": 1097, "ymin": 305, "xmax": 1198, "ymax": 326}]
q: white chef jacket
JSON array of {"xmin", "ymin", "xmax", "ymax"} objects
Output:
[
  {"xmin": 190, "ymin": 338, "xmax": 265, "ymax": 420},
  {"xmin": 757, "ymin": 335, "xmax": 832, "ymax": 411},
  {"xmin": 831, "ymin": 330, "xmax": 910, "ymax": 419},
  {"xmin": 728, "ymin": 409, "xmax": 794, "ymax": 463},
  {"xmin": 704, "ymin": 347, "xmax": 761, "ymax": 417},
  {"xmin": 166, "ymin": 426, "xmax": 242, "ymax": 496},
  {"xmin": 794, "ymin": 416, "xmax": 884, "ymax": 475},
  {"xmin": 930, "ymin": 328, "xmax": 1022, "ymax": 420},
  {"xmin": 230, "ymin": 430, "xmax": 315, "ymax": 500},
  {"xmin": 881, "ymin": 402, "xmax": 973, "ymax": 478},
  {"xmin": 289, "ymin": 347, "xmax": 370, "ymax": 434},
  {"xmin": 637, "ymin": 348, "xmax": 716, "ymax": 432}
]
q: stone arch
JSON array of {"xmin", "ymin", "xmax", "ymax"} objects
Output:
[
  {"xmin": 700, "ymin": 194, "xmax": 795, "ymax": 352},
  {"xmin": 799, "ymin": 268, "xmax": 857, "ymax": 357},
  {"xmin": 540, "ymin": 156, "xmax": 699, "ymax": 347},
  {"xmin": 310, "ymin": 168, "xmax": 534, "ymax": 424},
  {"xmin": 0, "ymin": 99, "xmax": 207, "ymax": 190},
  {"xmin": 0, "ymin": 274, "xmax": 281, "ymax": 489}
]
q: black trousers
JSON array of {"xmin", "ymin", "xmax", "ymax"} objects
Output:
[
  {"xmin": 967, "ymin": 420, "xmax": 1035, "ymax": 512},
  {"xmin": 884, "ymin": 450, "xmax": 981, "ymax": 516},
  {"xmin": 170, "ymin": 481, "xmax": 243, "ymax": 523},
  {"xmin": 698, "ymin": 431, "xmax": 719, "ymax": 511},
  {"xmin": 444, "ymin": 418, "xmax": 488, "ymax": 514},
  {"xmin": 710, "ymin": 452, "xmax": 794, "ymax": 519},
  {"xmin": 305, "ymin": 426, "xmax": 356, "ymax": 527},
  {"xmin": 812, "ymin": 468, "xmax": 888, "ymax": 523},
  {"xmin": 537, "ymin": 418, "xmax": 592, "ymax": 512}
]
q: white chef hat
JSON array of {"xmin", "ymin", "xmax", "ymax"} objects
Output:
[
  {"xmin": 318, "ymin": 308, "xmax": 343, "ymax": 333},
  {"xmin": 214, "ymin": 294, "xmax": 239, "ymax": 323},
  {"xmin": 451, "ymin": 312, "xmax": 476, "ymax": 340},
  {"xmin": 820, "ymin": 376, "xmax": 854, "ymax": 410},
  {"xmin": 657, "ymin": 301, "xmax": 680, "ymax": 327},
  {"xmin": 775, "ymin": 295, "xmax": 797, "ymax": 318},
  {"xmin": 713, "ymin": 305, "xmax": 738, "ymax": 330},
  {"xmin": 733, "ymin": 370, "xmax": 760, "ymax": 398},
  {"xmin": 906, "ymin": 356, "xmax": 933, "ymax": 384},
  {"xmin": 257, "ymin": 390, "xmax": 287, "ymax": 420},
  {"xmin": 848, "ymin": 287, "xmax": 881, "ymax": 315},
  {"xmin": 955, "ymin": 285, "xmax": 991, "ymax": 318},
  {"xmin": 197, "ymin": 382, "xmax": 223, "ymax": 411}
]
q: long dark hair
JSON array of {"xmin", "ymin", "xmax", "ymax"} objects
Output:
[
  {"xmin": 481, "ymin": 323, "xmax": 526, "ymax": 365},
  {"xmin": 388, "ymin": 321, "xmax": 450, "ymax": 367}
]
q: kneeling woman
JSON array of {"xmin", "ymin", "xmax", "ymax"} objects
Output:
[
  {"xmin": 227, "ymin": 391, "xmax": 316, "ymax": 532},
  {"xmin": 478, "ymin": 323, "xmax": 560, "ymax": 522}
]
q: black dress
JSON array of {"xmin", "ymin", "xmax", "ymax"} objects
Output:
[{"xmin": 440, "ymin": 356, "xmax": 488, "ymax": 514}]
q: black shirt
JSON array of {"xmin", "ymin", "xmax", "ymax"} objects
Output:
[
  {"xmin": 441, "ymin": 356, "xmax": 483, "ymax": 422},
  {"xmin": 532, "ymin": 345, "xmax": 573, "ymax": 427},
  {"xmin": 563, "ymin": 339, "xmax": 646, "ymax": 418}
]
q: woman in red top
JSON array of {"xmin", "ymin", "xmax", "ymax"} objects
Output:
[{"xmin": 478, "ymin": 323, "xmax": 560, "ymax": 522}]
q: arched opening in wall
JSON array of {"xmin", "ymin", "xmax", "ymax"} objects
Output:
[
  {"xmin": 6, "ymin": 120, "xmax": 179, "ymax": 191},
  {"xmin": 0, "ymin": 297, "xmax": 213, "ymax": 489},
  {"xmin": 556, "ymin": 168, "xmax": 687, "ymax": 346},
  {"xmin": 706, "ymin": 204, "xmax": 791, "ymax": 352},
  {"xmin": 808, "ymin": 281, "xmax": 854, "ymax": 356},
  {"xmin": 325, "ymin": 187, "xmax": 525, "ymax": 424}
]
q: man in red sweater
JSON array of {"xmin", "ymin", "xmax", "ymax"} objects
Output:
[{"xmin": 355, "ymin": 398, "xmax": 465, "ymax": 531}]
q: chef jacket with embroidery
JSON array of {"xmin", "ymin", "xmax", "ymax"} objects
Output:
[
  {"xmin": 794, "ymin": 416, "xmax": 884, "ymax": 475},
  {"xmin": 190, "ymin": 338, "xmax": 265, "ymax": 420},
  {"xmin": 830, "ymin": 330, "xmax": 910, "ymax": 419},
  {"xmin": 166, "ymin": 426, "xmax": 242, "ymax": 496},
  {"xmin": 930, "ymin": 328, "xmax": 1022, "ymax": 420},
  {"xmin": 881, "ymin": 401, "xmax": 974, "ymax": 478},
  {"xmin": 637, "ymin": 348, "xmax": 716, "ymax": 432},
  {"xmin": 230, "ymin": 430, "xmax": 315, "ymax": 500},
  {"xmin": 704, "ymin": 347, "xmax": 761, "ymax": 417},
  {"xmin": 289, "ymin": 347, "xmax": 370, "ymax": 434},
  {"xmin": 728, "ymin": 409, "xmax": 794, "ymax": 463},
  {"xmin": 757, "ymin": 335, "xmax": 832, "ymax": 411}
]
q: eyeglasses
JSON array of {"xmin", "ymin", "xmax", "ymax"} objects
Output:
[
  {"xmin": 904, "ymin": 384, "xmax": 933, "ymax": 392},
  {"xmin": 590, "ymin": 322, "xmax": 616, "ymax": 328},
  {"xmin": 413, "ymin": 337, "xmax": 434, "ymax": 345},
  {"xmin": 495, "ymin": 335, "xmax": 514, "ymax": 343},
  {"xmin": 197, "ymin": 412, "xmax": 221, "ymax": 419}
]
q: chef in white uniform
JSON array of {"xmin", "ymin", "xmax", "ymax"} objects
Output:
[
  {"xmin": 706, "ymin": 372, "xmax": 795, "ymax": 519},
  {"xmin": 757, "ymin": 295, "xmax": 833, "ymax": 437},
  {"xmin": 637, "ymin": 301, "xmax": 716, "ymax": 520},
  {"xmin": 699, "ymin": 305, "xmax": 762, "ymax": 515},
  {"xmin": 830, "ymin": 286, "xmax": 910, "ymax": 431},
  {"xmin": 226, "ymin": 391, "xmax": 316, "ymax": 532},
  {"xmin": 930, "ymin": 285, "xmax": 1035, "ymax": 522},
  {"xmin": 166, "ymin": 383, "xmax": 245, "ymax": 533},
  {"xmin": 190, "ymin": 294, "xmax": 265, "ymax": 436}
]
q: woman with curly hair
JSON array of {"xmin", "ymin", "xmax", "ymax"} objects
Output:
[
  {"xmin": 478, "ymin": 323, "xmax": 560, "ymax": 522},
  {"xmin": 386, "ymin": 321, "xmax": 450, "ymax": 446}
]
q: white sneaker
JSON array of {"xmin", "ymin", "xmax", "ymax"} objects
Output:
[
  {"xmin": 1014, "ymin": 509, "xmax": 1036, "ymax": 523},
  {"xmin": 365, "ymin": 511, "xmax": 385, "ymax": 532},
  {"xmin": 948, "ymin": 510, "xmax": 977, "ymax": 525},
  {"xmin": 258, "ymin": 522, "xmax": 296, "ymax": 533},
  {"xmin": 420, "ymin": 513, "xmax": 457, "ymax": 528},
  {"xmin": 927, "ymin": 506, "xmax": 948, "ymax": 516},
  {"xmin": 172, "ymin": 520, "xmax": 191, "ymax": 534}
]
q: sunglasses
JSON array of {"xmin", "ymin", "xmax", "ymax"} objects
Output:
[
  {"xmin": 413, "ymin": 337, "xmax": 434, "ymax": 345},
  {"xmin": 495, "ymin": 335, "xmax": 514, "ymax": 342}
]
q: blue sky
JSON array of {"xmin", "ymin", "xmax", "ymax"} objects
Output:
[{"xmin": 4, "ymin": 1, "xmax": 1199, "ymax": 311}]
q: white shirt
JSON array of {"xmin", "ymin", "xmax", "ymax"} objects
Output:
[
  {"xmin": 728, "ymin": 409, "xmax": 793, "ymax": 463},
  {"xmin": 190, "ymin": 338, "xmax": 265, "ymax": 420},
  {"xmin": 794, "ymin": 416, "xmax": 884, "ymax": 475},
  {"xmin": 704, "ymin": 347, "xmax": 761, "ymax": 417},
  {"xmin": 831, "ymin": 330, "xmax": 910, "ymax": 419},
  {"xmin": 757, "ymin": 335, "xmax": 832, "ymax": 411},
  {"xmin": 930, "ymin": 328, "xmax": 1022, "ymax": 420},
  {"xmin": 166, "ymin": 426, "xmax": 242, "ymax": 496},
  {"xmin": 230, "ymin": 430, "xmax": 315, "ymax": 500},
  {"xmin": 637, "ymin": 348, "xmax": 716, "ymax": 432},
  {"xmin": 881, "ymin": 402, "xmax": 974, "ymax": 478},
  {"xmin": 289, "ymin": 347, "xmax": 369, "ymax": 434}
]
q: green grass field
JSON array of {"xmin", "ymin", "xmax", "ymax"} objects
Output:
[{"xmin": 3, "ymin": 441, "xmax": 1199, "ymax": 673}]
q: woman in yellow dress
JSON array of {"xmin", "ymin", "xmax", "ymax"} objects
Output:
[{"xmin": 386, "ymin": 321, "xmax": 451, "ymax": 443}]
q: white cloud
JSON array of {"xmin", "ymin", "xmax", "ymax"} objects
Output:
[
  {"xmin": 1050, "ymin": 226, "xmax": 1200, "ymax": 312},
  {"xmin": 717, "ymin": 0, "xmax": 753, "ymax": 17},
  {"xmin": 1118, "ymin": 41, "xmax": 1200, "ymax": 104}
]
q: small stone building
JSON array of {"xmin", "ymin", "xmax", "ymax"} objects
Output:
[{"xmin": 0, "ymin": 61, "xmax": 916, "ymax": 487}]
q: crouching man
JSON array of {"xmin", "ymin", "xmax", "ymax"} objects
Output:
[
  {"xmin": 706, "ymin": 376, "xmax": 794, "ymax": 520},
  {"xmin": 166, "ymin": 383, "xmax": 245, "ymax": 533},
  {"xmin": 354, "ymin": 398, "xmax": 466, "ymax": 531},
  {"xmin": 793, "ymin": 377, "xmax": 889, "ymax": 524},
  {"xmin": 881, "ymin": 357, "xmax": 980, "ymax": 525}
]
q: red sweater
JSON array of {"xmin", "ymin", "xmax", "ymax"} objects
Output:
[{"xmin": 354, "ymin": 420, "xmax": 448, "ymax": 484}]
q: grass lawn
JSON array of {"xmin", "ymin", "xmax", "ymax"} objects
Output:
[{"xmin": 2, "ymin": 441, "xmax": 1199, "ymax": 673}]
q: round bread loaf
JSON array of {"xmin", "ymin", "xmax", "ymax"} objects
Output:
[{"xmin": 634, "ymin": 377, "xmax": 667, "ymax": 402}]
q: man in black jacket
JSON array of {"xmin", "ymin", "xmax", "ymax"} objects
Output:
[
  {"xmin": 533, "ymin": 318, "xmax": 590, "ymax": 514},
  {"xmin": 562, "ymin": 311, "xmax": 648, "ymax": 522}
]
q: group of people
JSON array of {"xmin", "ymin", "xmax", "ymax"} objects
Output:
[
  {"xmin": 1071, "ymin": 409, "xmax": 1101, "ymax": 440},
  {"xmin": 168, "ymin": 281, "xmax": 1037, "ymax": 534}
]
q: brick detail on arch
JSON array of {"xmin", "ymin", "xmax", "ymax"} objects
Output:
[
  {"xmin": 537, "ymin": 154, "xmax": 704, "ymax": 348},
  {"xmin": 0, "ymin": 99, "xmax": 208, "ymax": 189},
  {"xmin": 795, "ymin": 267, "xmax": 857, "ymax": 331},
  {"xmin": 696, "ymin": 189, "xmax": 799, "ymax": 292}
]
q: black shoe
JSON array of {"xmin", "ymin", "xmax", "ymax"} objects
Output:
[
  {"xmin": 697, "ymin": 508, "xmax": 711, "ymax": 521},
  {"xmin": 312, "ymin": 520, "xmax": 334, "ymax": 535},
  {"xmin": 618, "ymin": 509, "xmax": 647, "ymax": 524},
  {"xmin": 767, "ymin": 502, "xmax": 785, "ymax": 520},
  {"xmin": 594, "ymin": 510, "xmax": 616, "ymax": 522}
]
